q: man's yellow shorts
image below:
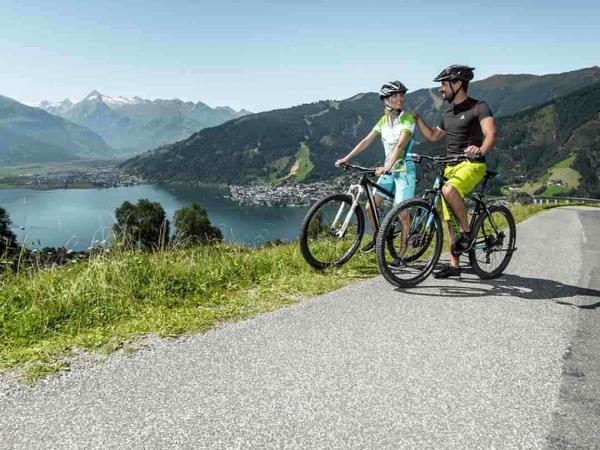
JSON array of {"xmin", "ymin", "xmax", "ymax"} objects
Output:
[{"xmin": 441, "ymin": 160, "xmax": 486, "ymax": 221}]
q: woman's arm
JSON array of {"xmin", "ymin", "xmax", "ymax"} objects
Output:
[
  {"xmin": 379, "ymin": 131, "xmax": 412, "ymax": 174},
  {"xmin": 416, "ymin": 115, "xmax": 445, "ymax": 142},
  {"xmin": 335, "ymin": 130, "xmax": 379, "ymax": 166}
]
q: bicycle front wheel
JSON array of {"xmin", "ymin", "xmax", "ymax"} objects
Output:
[
  {"xmin": 299, "ymin": 194, "xmax": 365, "ymax": 270},
  {"xmin": 375, "ymin": 199, "xmax": 443, "ymax": 287},
  {"xmin": 468, "ymin": 204, "xmax": 516, "ymax": 279}
]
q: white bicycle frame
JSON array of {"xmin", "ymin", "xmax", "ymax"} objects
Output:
[
  {"xmin": 331, "ymin": 183, "xmax": 364, "ymax": 238},
  {"xmin": 331, "ymin": 181, "xmax": 392, "ymax": 238}
]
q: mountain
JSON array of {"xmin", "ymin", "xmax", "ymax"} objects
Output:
[
  {"xmin": 0, "ymin": 95, "xmax": 115, "ymax": 165},
  {"xmin": 121, "ymin": 94, "xmax": 382, "ymax": 184},
  {"xmin": 410, "ymin": 66, "xmax": 600, "ymax": 126},
  {"xmin": 490, "ymin": 81, "xmax": 600, "ymax": 198},
  {"xmin": 120, "ymin": 67, "xmax": 600, "ymax": 197},
  {"xmin": 39, "ymin": 92, "xmax": 251, "ymax": 154}
]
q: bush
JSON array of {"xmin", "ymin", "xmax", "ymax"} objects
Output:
[
  {"xmin": 0, "ymin": 207, "xmax": 19, "ymax": 257},
  {"xmin": 113, "ymin": 199, "xmax": 170, "ymax": 250},
  {"xmin": 174, "ymin": 203, "xmax": 223, "ymax": 246}
]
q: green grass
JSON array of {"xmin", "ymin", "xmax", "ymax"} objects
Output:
[
  {"xmin": 0, "ymin": 242, "xmax": 378, "ymax": 382},
  {"xmin": 294, "ymin": 143, "xmax": 314, "ymax": 182},
  {"xmin": 517, "ymin": 154, "xmax": 581, "ymax": 196},
  {"xmin": 552, "ymin": 154, "xmax": 576, "ymax": 169},
  {"xmin": 0, "ymin": 160, "xmax": 113, "ymax": 177},
  {"xmin": 0, "ymin": 203, "xmax": 561, "ymax": 383}
]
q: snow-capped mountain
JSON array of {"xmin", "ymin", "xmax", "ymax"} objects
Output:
[
  {"xmin": 38, "ymin": 92, "xmax": 251, "ymax": 154},
  {"xmin": 0, "ymin": 95, "xmax": 115, "ymax": 165},
  {"xmin": 81, "ymin": 90, "xmax": 146, "ymax": 106}
]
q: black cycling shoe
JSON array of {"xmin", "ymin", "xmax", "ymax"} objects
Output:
[
  {"xmin": 361, "ymin": 238, "xmax": 376, "ymax": 253},
  {"xmin": 433, "ymin": 265, "xmax": 461, "ymax": 279},
  {"xmin": 389, "ymin": 257, "xmax": 405, "ymax": 268},
  {"xmin": 451, "ymin": 231, "xmax": 472, "ymax": 256}
]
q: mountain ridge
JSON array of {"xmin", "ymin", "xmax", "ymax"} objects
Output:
[
  {"xmin": 38, "ymin": 92, "xmax": 252, "ymax": 153},
  {"xmin": 0, "ymin": 94, "xmax": 116, "ymax": 165},
  {"xmin": 120, "ymin": 66, "xmax": 600, "ymax": 199}
]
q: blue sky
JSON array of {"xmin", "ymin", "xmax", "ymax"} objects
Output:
[{"xmin": 1, "ymin": 0, "xmax": 598, "ymax": 111}]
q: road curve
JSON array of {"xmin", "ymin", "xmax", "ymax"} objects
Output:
[{"xmin": 1, "ymin": 206, "xmax": 599, "ymax": 449}]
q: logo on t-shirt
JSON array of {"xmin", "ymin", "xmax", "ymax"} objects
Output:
[{"xmin": 459, "ymin": 114, "xmax": 466, "ymax": 120}]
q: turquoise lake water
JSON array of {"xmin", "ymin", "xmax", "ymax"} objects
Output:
[{"xmin": 0, "ymin": 184, "xmax": 309, "ymax": 250}]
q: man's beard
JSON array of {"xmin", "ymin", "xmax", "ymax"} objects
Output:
[{"xmin": 441, "ymin": 90, "xmax": 455, "ymax": 103}]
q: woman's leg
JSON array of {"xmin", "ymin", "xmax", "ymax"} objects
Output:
[
  {"xmin": 365, "ymin": 194, "xmax": 384, "ymax": 238},
  {"xmin": 393, "ymin": 173, "xmax": 416, "ymax": 258}
]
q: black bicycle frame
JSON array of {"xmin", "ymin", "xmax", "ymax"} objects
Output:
[
  {"xmin": 360, "ymin": 173, "xmax": 395, "ymax": 231},
  {"xmin": 420, "ymin": 158, "xmax": 494, "ymax": 232}
]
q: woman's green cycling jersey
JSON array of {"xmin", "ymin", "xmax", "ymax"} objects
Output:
[{"xmin": 372, "ymin": 111, "xmax": 416, "ymax": 175}]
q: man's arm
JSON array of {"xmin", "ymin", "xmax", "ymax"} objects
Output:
[
  {"xmin": 416, "ymin": 115, "xmax": 445, "ymax": 142},
  {"xmin": 465, "ymin": 117, "xmax": 496, "ymax": 157}
]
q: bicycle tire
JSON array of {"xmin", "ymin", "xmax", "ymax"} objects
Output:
[
  {"xmin": 299, "ymin": 193, "xmax": 365, "ymax": 270},
  {"xmin": 468, "ymin": 204, "xmax": 516, "ymax": 279},
  {"xmin": 375, "ymin": 199, "xmax": 443, "ymax": 287}
]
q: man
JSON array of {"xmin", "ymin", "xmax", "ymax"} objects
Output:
[{"xmin": 415, "ymin": 65, "xmax": 496, "ymax": 278}]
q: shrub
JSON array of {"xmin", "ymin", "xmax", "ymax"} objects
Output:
[
  {"xmin": 0, "ymin": 207, "xmax": 19, "ymax": 257},
  {"xmin": 113, "ymin": 199, "xmax": 170, "ymax": 250},
  {"xmin": 174, "ymin": 203, "xmax": 223, "ymax": 246}
]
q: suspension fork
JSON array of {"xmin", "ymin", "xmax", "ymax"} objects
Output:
[
  {"xmin": 425, "ymin": 193, "xmax": 441, "ymax": 228},
  {"xmin": 332, "ymin": 184, "xmax": 364, "ymax": 237}
]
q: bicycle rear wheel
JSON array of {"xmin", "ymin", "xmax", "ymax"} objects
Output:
[
  {"xmin": 299, "ymin": 194, "xmax": 365, "ymax": 270},
  {"xmin": 468, "ymin": 204, "xmax": 516, "ymax": 279},
  {"xmin": 375, "ymin": 199, "xmax": 443, "ymax": 287}
]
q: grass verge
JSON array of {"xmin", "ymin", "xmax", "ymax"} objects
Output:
[{"xmin": 0, "ymin": 202, "xmax": 569, "ymax": 383}]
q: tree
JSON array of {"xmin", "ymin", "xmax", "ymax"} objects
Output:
[
  {"xmin": 0, "ymin": 207, "xmax": 19, "ymax": 256},
  {"xmin": 174, "ymin": 203, "xmax": 223, "ymax": 246},
  {"xmin": 113, "ymin": 199, "xmax": 170, "ymax": 250}
]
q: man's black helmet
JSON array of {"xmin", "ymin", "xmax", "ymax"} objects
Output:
[
  {"xmin": 433, "ymin": 65, "xmax": 475, "ymax": 83},
  {"xmin": 379, "ymin": 81, "xmax": 408, "ymax": 100}
]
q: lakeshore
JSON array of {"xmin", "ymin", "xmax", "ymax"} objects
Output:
[
  {"xmin": 0, "ymin": 164, "xmax": 143, "ymax": 190},
  {"xmin": 227, "ymin": 175, "xmax": 354, "ymax": 207}
]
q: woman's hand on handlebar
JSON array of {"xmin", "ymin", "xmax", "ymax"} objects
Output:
[
  {"xmin": 335, "ymin": 157, "xmax": 349, "ymax": 167},
  {"xmin": 374, "ymin": 166, "xmax": 387, "ymax": 177}
]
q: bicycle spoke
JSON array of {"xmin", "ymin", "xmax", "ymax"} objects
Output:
[
  {"xmin": 299, "ymin": 194, "xmax": 364, "ymax": 269},
  {"xmin": 376, "ymin": 201, "xmax": 443, "ymax": 287},
  {"xmin": 469, "ymin": 205, "xmax": 516, "ymax": 278}
]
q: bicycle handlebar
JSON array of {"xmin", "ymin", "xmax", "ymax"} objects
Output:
[
  {"xmin": 339, "ymin": 162, "xmax": 388, "ymax": 175},
  {"xmin": 340, "ymin": 154, "xmax": 473, "ymax": 175},
  {"xmin": 411, "ymin": 154, "xmax": 469, "ymax": 165}
]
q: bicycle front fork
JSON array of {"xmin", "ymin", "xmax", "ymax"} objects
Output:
[{"xmin": 332, "ymin": 184, "xmax": 364, "ymax": 237}]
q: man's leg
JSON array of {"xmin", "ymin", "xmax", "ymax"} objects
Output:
[
  {"xmin": 433, "ymin": 219, "xmax": 462, "ymax": 278},
  {"xmin": 441, "ymin": 183, "xmax": 473, "ymax": 255},
  {"xmin": 441, "ymin": 184, "xmax": 469, "ymax": 232},
  {"xmin": 445, "ymin": 220, "xmax": 460, "ymax": 268}
]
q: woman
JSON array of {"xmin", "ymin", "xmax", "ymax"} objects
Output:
[{"xmin": 335, "ymin": 80, "xmax": 417, "ymax": 252}]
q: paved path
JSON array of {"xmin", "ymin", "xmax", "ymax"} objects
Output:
[{"xmin": 1, "ymin": 207, "xmax": 599, "ymax": 449}]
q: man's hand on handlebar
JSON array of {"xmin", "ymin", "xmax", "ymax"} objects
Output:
[{"xmin": 464, "ymin": 145, "xmax": 483, "ymax": 158}]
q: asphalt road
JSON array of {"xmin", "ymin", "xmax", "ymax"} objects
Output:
[{"xmin": 1, "ymin": 206, "xmax": 599, "ymax": 449}]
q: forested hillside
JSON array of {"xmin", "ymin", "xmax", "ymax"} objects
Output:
[{"xmin": 121, "ymin": 67, "xmax": 600, "ymax": 197}]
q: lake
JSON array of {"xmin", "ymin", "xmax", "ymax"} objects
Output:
[{"xmin": 0, "ymin": 184, "xmax": 310, "ymax": 250}]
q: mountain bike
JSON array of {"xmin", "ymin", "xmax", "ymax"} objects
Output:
[
  {"xmin": 375, "ymin": 154, "xmax": 517, "ymax": 287},
  {"xmin": 298, "ymin": 163, "xmax": 399, "ymax": 270}
]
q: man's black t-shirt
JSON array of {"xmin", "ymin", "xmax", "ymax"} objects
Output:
[{"xmin": 438, "ymin": 98, "xmax": 493, "ymax": 161}]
